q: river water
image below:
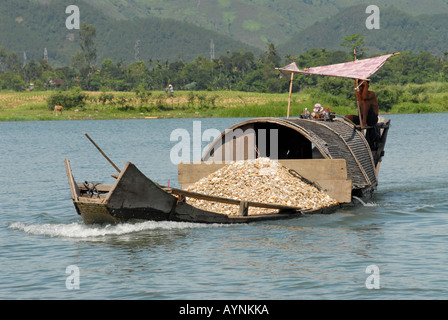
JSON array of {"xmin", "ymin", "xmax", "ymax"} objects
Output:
[{"xmin": 1, "ymin": 114, "xmax": 448, "ymax": 300}]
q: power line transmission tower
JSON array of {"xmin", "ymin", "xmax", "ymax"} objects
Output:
[
  {"xmin": 135, "ymin": 40, "xmax": 141, "ymax": 62},
  {"xmin": 210, "ymin": 39, "xmax": 215, "ymax": 61}
]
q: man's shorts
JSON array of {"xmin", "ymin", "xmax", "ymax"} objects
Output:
[{"xmin": 351, "ymin": 107, "xmax": 378, "ymax": 126}]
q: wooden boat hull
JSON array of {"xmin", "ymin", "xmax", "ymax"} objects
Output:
[
  {"xmin": 65, "ymin": 116, "xmax": 390, "ymax": 225},
  {"xmin": 65, "ymin": 159, "xmax": 338, "ymax": 225}
]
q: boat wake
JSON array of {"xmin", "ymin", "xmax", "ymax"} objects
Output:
[
  {"xmin": 352, "ymin": 196, "xmax": 379, "ymax": 207},
  {"xmin": 9, "ymin": 220, "xmax": 229, "ymax": 240}
]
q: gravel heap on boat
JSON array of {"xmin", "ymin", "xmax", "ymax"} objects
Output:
[{"xmin": 186, "ymin": 158, "xmax": 339, "ymax": 215}]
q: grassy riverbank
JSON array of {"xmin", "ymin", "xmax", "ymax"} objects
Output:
[
  {"xmin": 1, "ymin": 82, "xmax": 447, "ymax": 121},
  {"xmin": 0, "ymin": 90, "xmax": 334, "ymax": 121}
]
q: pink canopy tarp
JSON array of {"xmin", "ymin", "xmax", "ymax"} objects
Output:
[{"xmin": 277, "ymin": 53, "xmax": 398, "ymax": 80}]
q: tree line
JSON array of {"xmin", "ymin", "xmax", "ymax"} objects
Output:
[{"xmin": 1, "ymin": 24, "xmax": 448, "ymax": 96}]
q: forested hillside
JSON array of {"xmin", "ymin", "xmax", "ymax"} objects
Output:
[
  {"xmin": 279, "ymin": 5, "xmax": 448, "ymax": 57},
  {"xmin": 1, "ymin": 0, "xmax": 257, "ymax": 66},
  {"xmin": 4, "ymin": 0, "xmax": 448, "ymax": 68},
  {"xmin": 50, "ymin": 0, "xmax": 448, "ymax": 50}
]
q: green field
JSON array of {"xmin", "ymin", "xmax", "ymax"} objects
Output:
[
  {"xmin": 1, "ymin": 82, "xmax": 447, "ymax": 121},
  {"xmin": 0, "ymin": 90, "xmax": 324, "ymax": 121}
]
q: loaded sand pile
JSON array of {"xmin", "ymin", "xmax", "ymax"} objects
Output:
[{"xmin": 186, "ymin": 158, "xmax": 339, "ymax": 215}]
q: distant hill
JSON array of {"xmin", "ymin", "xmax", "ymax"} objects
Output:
[
  {"xmin": 1, "ymin": 0, "xmax": 258, "ymax": 67},
  {"xmin": 3, "ymin": 0, "xmax": 448, "ymax": 69},
  {"xmin": 278, "ymin": 5, "xmax": 448, "ymax": 57},
  {"xmin": 44, "ymin": 0, "xmax": 448, "ymax": 50}
]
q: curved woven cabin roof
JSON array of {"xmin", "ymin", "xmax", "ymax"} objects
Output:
[{"xmin": 202, "ymin": 117, "xmax": 377, "ymax": 190}]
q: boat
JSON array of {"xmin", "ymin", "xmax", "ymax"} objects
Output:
[{"xmin": 65, "ymin": 53, "xmax": 396, "ymax": 224}]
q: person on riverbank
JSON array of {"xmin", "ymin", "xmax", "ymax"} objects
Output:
[{"xmin": 166, "ymin": 84, "xmax": 174, "ymax": 96}]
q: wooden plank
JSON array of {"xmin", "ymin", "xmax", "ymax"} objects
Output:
[
  {"xmin": 317, "ymin": 180, "xmax": 352, "ymax": 203},
  {"xmin": 166, "ymin": 187, "xmax": 303, "ymax": 211},
  {"xmin": 239, "ymin": 201, "xmax": 249, "ymax": 216},
  {"xmin": 106, "ymin": 162, "xmax": 177, "ymax": 213},
  {"xmin": 77, "ymin": 184, "xmax": 113, "ymax": 193},
  {"xmin": 76, "ymin": 202, "xmax": 120, "ymax": 225},
  {"xmin": 279, "ymin": 159, "xmax": 347, "ymax": 181},
  {"xmin": 178, "ymin": 162, "xmax": 227, "ymax": 187},
  {"xmin": 64, "ymin": 158, "xmax": 80, "ymax": 201}
]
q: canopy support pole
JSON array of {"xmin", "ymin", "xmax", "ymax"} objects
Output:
[
  {"xmin": 356, "ymin": 99, "xmax": 364, "ymax": 131},
  {"xmin": 287, "ymin": 72, "xmax": 294, "ymax": 119},
  {"xmin": 354, "ymin": 79, "xmax": 362, "ymax": 130}
]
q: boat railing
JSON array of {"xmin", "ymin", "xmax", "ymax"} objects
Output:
[{"xmin": 162, "ymin": 186, "xmax": 305, "ymax": 216}]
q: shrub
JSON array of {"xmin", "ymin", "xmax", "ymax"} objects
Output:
[
  {"xmin": 47, "ymin": 87, "xmax": 87, "ymax": 110},
  {"xmin": 98, "ymin": 91, "xmax": 114, "ymax": 104},
  {"xmin": 134, "ymin": 85, "xmax": 151, "ymax": 103},
  {"xmin": 375, "ymin": 87, "xmax": 402, "ymax": 111}
]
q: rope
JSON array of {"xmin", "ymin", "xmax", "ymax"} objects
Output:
[
  {"xmin": 83, "ymin": 181, "xmax": 101, "ymax": 198},
  {"xmin": 286, "ymin": 168, "xmax": 322, "ymax": 191}
]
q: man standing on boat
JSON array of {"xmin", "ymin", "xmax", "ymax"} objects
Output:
[
  {"xmin": 346, "ymin": 79, "xmax": 380, "ymax": 150},
  {"xmin": 346, "ymin": 79, "xmax": 379, "ymax": 129}
]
